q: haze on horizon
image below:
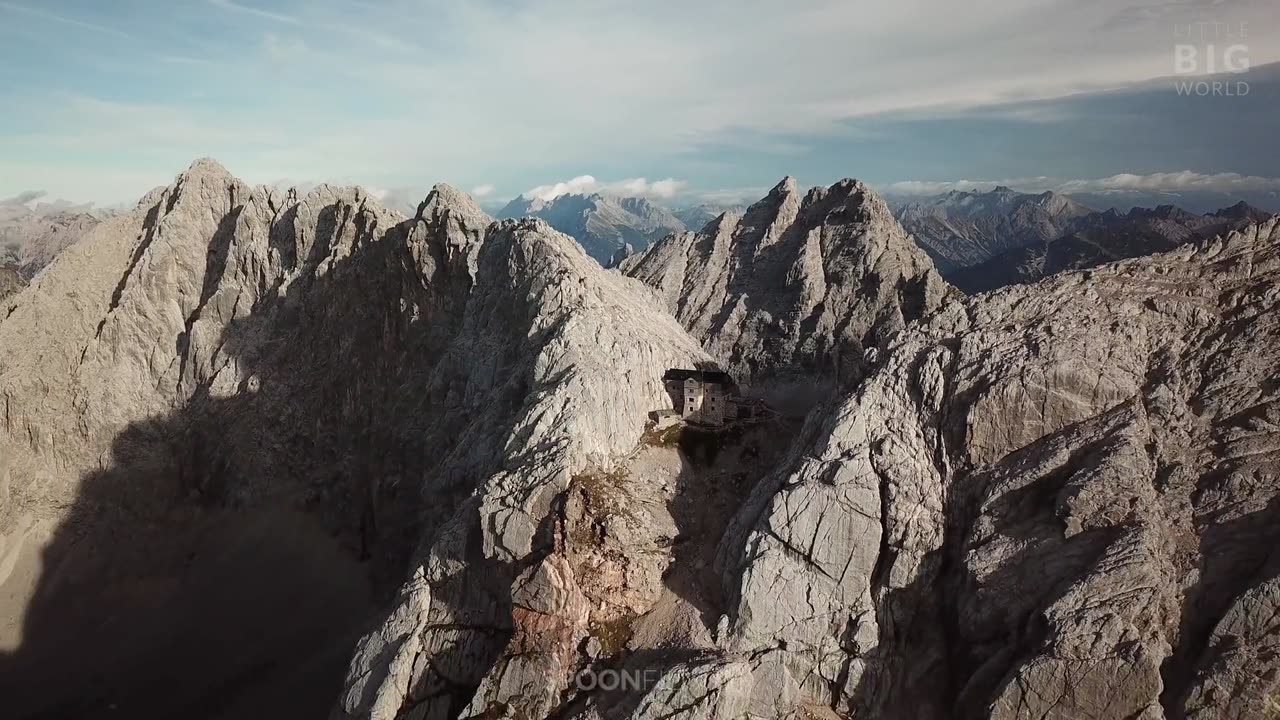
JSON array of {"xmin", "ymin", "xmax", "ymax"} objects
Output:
[{"xmin": 1, "ymin": 0, "xmax": 1278, "ymax": 207}]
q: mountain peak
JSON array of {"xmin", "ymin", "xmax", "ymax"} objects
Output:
[
  {"xmin": 181, "ymin": 157, "xmax": 234, "ymax": 182},
  {"xmin": 624, "ymin": 178, "xmax": 951, "ymax": 382},
  {"xmin": 770, "ymin": 176, "xmax": 799, "ymax": 195},
  {"xmin": 421, "ymin": 183, "xmax": 488, "ymax": 223}
]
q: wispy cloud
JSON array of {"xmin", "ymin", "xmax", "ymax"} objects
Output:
[
  {"xmin": 208, "ymin": 0, "xmax": 300, "ymax": 25},
  {"xmin": 470, "ymin": 184, "xmax": 496, "ymax": 199},
  {"xmin": 0, "ymin": 1, "xmax": 130, "ymax": 38}
]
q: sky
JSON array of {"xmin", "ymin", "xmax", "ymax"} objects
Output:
[{"xmin": 0, "ymin": 0, "xmax": 1278, "ymax": 208}]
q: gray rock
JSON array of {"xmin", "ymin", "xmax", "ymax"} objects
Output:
[
  {"xmin": 0, "ymin": 158, "xmax": 710, "ymax": 719},
  {"xmin": 622, "ymin": 177, "xmax": 953, "ymax": 385},
  {"xmin": 0, "ymin": 200, "xmax": 106, "ymax": 279},
  {"xmin": 705, "ymin": 217, "xmax": 1280, "ymax": 719}
]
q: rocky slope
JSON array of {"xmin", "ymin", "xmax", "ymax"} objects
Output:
[
  {"xmin": 498, "ymin": 193, "xmax": 687, "ymax": 264},
  {"xmin": 951, "ymin": 202, "xmax": 1273, "ymax": 293},
  {"xmin": 647, "ymin": 216, "xmax": 1280, "ymax": 719},
  {"xmin": 894, "ymin": 187, "xmax": 1096, "ymax": 273},
  {"xmin": 0, "ymin": 159, "xmax": 720, "ymax": 719},
  {"xmin": 621, "ymin": 177, "xmax": 953, "ymax": 386}
]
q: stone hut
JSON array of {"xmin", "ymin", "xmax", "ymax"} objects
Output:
[{"xmin": 663, "ymin": 369, "xmax": 737, "ymax": 426}]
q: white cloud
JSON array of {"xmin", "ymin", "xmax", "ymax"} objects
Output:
[
  {"xmin": 1058, "ymin": 171, "xmax": 1280, "ymax": 194},
  {"xmin": 881, "ymin": 171, "xmax": 1280, "ymax": 197},
  {"xmin": 3, "ymin": 0, "xmax": 1279, "ymax": 203},
  {"xmin": 523, "ymin": 175, "xmax": 600, "ymax": 201},
  {"xmin": 522, "ymin": 175, "xmax": 688, "ymax": 201},
  {"xmin": 470, "ymin": 184, "xmax": 496, "ymax": 199}
]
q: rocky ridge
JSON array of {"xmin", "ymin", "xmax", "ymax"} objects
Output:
[
  {"xmin": 0, "ymin": 159, "xmax": 716, "ymax": 719},
  {"xmin": 673, "ymin": 203, "xmax": 746, "ymax": 231},
  {"xmin": 621, "ymin": 176, "xmax": 953, "ymax": 386}
]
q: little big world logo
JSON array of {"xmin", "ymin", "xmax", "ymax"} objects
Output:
[{"xmin": 1174, "ymin": 21, "xmax": 1251, "ymax": 96}]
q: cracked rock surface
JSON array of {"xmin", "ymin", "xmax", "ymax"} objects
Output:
[{"xmin": 698, "ymin": 217, "xmax": 1280, "ymax": 719}]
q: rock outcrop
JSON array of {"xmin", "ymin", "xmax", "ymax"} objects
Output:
[
  {"xmin": 692, "ymin": 216, "xmax": 1280, "ymax": 719},
  {"xmin": 0, "ymin": 266, "xmax": 23, "ymax": 302},
  {"xmin": 621, "ymin": 177, "xmax": 953, "ymax": 385}
]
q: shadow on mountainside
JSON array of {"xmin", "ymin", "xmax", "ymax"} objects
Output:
[
  {"xmin": 663, "ymin": 418, "xmax": 804, "ymax": 633},
  {"xmin": 0, "ymin": 195, "xmax": 535, "ymax": 718}
]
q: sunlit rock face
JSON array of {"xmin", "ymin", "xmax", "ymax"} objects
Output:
[{"xmin": 623, "ymin": 177, "xmax": 953, "ymax": 386}]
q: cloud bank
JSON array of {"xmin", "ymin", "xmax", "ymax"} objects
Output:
[
  {"xmin": 522, "ymin": 175, "xmax": 688, "ymax": 202},
  {"xmin": 882, "ymin": 171, "xmax": 1280, "ymax": 197}
]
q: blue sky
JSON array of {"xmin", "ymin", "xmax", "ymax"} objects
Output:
[{"xmin": 1, "ymin": 0, "xmax": 1278, "ymax": 207}]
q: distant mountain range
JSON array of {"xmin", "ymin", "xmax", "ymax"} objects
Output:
[
  {"xmin": 1065, "ymin": 189, "xmax": 1280, "ymax": 215},
  {"xmin": 894, "ymin": 188, "xmax": 1274, "ymax": 292},
  {"xmin": 496, "ymin": 192, "xmax": 742, "ymax": 264},
  {"xmin": 893, "ymin": 186, "xmax": 1095, "ymax": 274},
  {"xmin": 1, "ymin": 195, "xmax": 112, "ymax": 280},
  {"xmin": 501, "ymin": 182, "xmax": 1277, "ymax": 287}
]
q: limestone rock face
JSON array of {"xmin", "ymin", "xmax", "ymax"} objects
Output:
[
  {"xmin": 622, "ymin": 177, "xmax": 953, "ymax": 384},
  {"xmin": 701, "ymin": 217, "xmax": 1280, "ymax": 719},
  {"xmin": 0, "ymin": 159, "xmax": 711, "ymax": 719}
]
